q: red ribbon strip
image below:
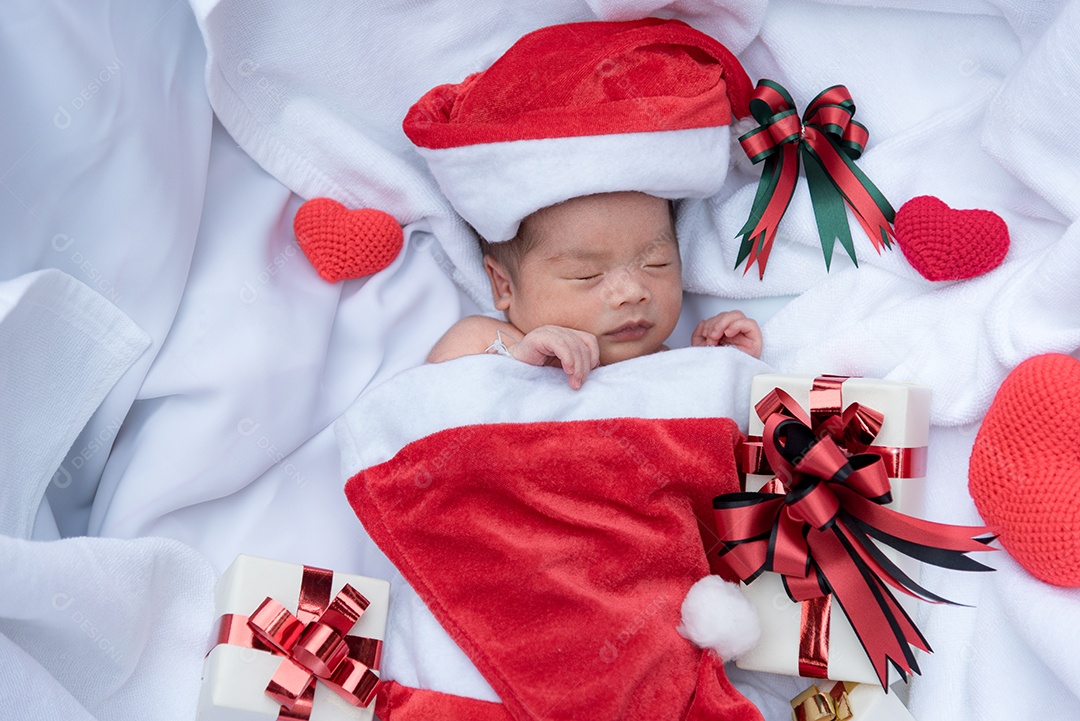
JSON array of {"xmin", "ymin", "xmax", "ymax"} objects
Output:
[
  {"xmin": 212, "ymin": 565, "xmax": 383, "ymax": 720},
  {"xmin": 717, "ymin": 382, "xmax": 996, "ymax": 687}
]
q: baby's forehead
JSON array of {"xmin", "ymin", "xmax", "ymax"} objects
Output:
[
  {"xmin": 526, "ymin": 192, "xmax": 673, "ymax": 227},
  {"xmin": 521, "ymin": 194, "xmax": 677, "ymax": 256},
  {"xmin": 537, "ymin": 235, "xmax": 678, "ymax": 261}
]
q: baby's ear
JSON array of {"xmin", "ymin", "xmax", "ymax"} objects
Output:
[{"xmin": 483, "ymin": 255, "xmax": 513, "ymax": 311}]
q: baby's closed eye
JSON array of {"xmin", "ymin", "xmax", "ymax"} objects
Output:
[{"xmin": 564, "ymin": 270, "xmax": 603, "ymax": 281}]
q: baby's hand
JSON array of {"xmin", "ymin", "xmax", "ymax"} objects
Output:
[
  {"xmin": 509, "ymin": 325, "xmax": 600, "ymax": 389},
  {"xmin": 692, "ymin": 311, "xmax": 763, "ymax": 358}
]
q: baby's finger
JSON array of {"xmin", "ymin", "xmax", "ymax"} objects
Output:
[
  {"xmin": 722, "ymin": 326, "xmax": 763, "ymax": 357},
  {"xmin": 566, "ymin": 334, "xmax": 599, "ymax": 388},
  {"xmin": 566, "ymin": 350, "xmax": 589, "ymax": 389},
  {"xmin": 698, "ymin": 320, "xmax": 731, "ymax": 345},
  {"xmin": 583, "ymin": 333, "xmax": 601, "ymax": 369},
  {"xmin": 549, "ymin": 337, "xmax": 583, "ymax": 389},
  {"xmin": 573, "ymin": 340, "xmax": 597, "ymax": 388},
  {"xmin": 695, "ymin": 320, "xmax": 725, "ymax": 346},
  {"xmin": 691, "ymin": 320, "xmax": 709, "ymax": 346},
  {"xmin": 724, "ymin": 332, "xmax": 752, "ymax": 350},
  {"xmin": 707, "ymin": 321, "xmax": 729, "ymax": 341},
  {"xmin": 723, "ymin": 318, "xmax": 756, "ymax": 337}
]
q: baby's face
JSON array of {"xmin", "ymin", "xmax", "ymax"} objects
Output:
[{"xmin": 496, "ymin": 192, "xmax": 682, "ymax": 365}]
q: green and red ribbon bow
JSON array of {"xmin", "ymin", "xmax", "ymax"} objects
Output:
[
  {"xmin": 735, "ymin": 80, "xmax": 897, "ymax": 278},
  {"xmin": 714, "ymin": 413, "xmax": 996, "ymax": 688}
]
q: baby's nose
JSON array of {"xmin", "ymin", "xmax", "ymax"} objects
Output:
[{"xmin": 606, "ymin": 268, "xmax": 650, "ymax": 305}]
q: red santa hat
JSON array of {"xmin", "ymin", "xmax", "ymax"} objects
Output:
[
  {"xmin": 347, "ymin": 416, "xmax": 763, "ymax": 720},
  {"xmin": 403, "ymin": 18, "xmax": 753, "ymax": 245}
]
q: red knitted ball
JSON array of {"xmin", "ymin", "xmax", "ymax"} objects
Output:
[
  {"xmin": 968, "ymin": 353, "xmax": 1080, "ymax": 586},
  {"xmin": 894, "ymin": 196, "xmax": 1009, "ymax": 281}
]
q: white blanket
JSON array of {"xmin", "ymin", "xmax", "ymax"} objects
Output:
[
  {"xmin": 3, "ymin": 0, "xmax": 1080, "ymax": 719},
  {"xmin": 0, "ymin": 269, "xmax": 216, "ymax": 721},
  {"xmin": 193, "ymin": 1, "xmax": 1079, "ymax": 718}
]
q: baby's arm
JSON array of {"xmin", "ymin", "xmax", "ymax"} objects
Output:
[
  {"xmin": 428, "ymin": 316, "xmax": 600, "ymax": 389},
  {"xmin": 427, "ymin": 315, "xmax": 517, "ymax": 363},
  {"xmin": 692, "ymin": 310, "xmax": 763, "ymax": 358}
]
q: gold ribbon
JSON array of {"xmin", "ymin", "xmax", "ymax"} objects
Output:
[{"xmin": 791, "ymin": 681, "xmax": 856, "ymax": 721}]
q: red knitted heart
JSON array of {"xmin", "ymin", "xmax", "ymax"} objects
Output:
[
  {"xmin": 293, "ymin": 198, "xmax": 403, "ymax": 282},
  {"xmin": 894, "ymin": 196, "xmax": 1009, "ymax": 281},
  {"xmin": 969, "ymin": 353, "xmax": 1080, "ymax": 586}
]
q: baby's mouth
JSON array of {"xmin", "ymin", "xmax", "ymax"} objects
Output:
[{"xmin": 605, "ymin": 321, "xmax": 653, "ymax": 342}]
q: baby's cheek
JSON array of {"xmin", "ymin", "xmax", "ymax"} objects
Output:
[{"xmin": 662, "ymin": 286, "xmax": 683, "ymax": 325}]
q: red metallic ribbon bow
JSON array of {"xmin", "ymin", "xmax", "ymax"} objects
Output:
[
  {"xmin": 740, "ymin": 377, "xmax": 927, "ymax": 481},
  {"xmin": 715, "ymin": 413, "xmax": 996, "ymax": 688},
  {"xmin": 735, "ymin": 80, "xmax": 896, "ymax": 278},
  {"xmin": 214, "ymin": 566, "xmax": 382, "ymax": 720}
]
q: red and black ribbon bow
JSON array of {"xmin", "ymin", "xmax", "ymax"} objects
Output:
[
  {"xmin": 738, "ymin": 381, "xmax": 929, "ymax": 481},
  {"xmin": 735, "ymin": 80, "xmax": 897, "ymax": 278},
  {"xmin": 714, "ymin": 413, "xmax": 996, "ymax": 687}
]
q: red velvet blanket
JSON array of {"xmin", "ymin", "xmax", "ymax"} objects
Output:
[{"xmin": 346, "ymin": 416, "xmax": 762, "ymax": 721}]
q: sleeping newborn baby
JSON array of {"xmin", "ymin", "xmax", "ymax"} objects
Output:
[
  {"xmin": 428, "ymin": 190, "xmax": 763, "ymax": 388},
  {"xmin": 388, "ymin": 18, "xmax": 770, "ymax": 721}
]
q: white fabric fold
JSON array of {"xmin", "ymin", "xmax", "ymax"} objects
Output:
[
  {"xmin": 0, "ymin": 269, "xmax": 218, "ymax": 721},
  {"xmin": 0, "ymin": 269, "xmax": 149, "ymax": 540},
  {"xmin": 0, "ymin": 0, "xmax": 214, "ymax": 537}
]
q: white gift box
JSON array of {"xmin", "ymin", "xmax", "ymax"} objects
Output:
[
  {"xmin": 790, "ymin": 681, "xmax": 917, "ymax": 721},
  {"xmin": 196, "ymin": 554, "xmax": 390, "ymax": 721},
  {"xmin": 734, "ymin": 374, "xmax": 931, "ymax": 686}
]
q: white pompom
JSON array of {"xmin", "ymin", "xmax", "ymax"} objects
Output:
[{"xmin": 677, "ymin": 576, "xmax": 760, "ymax": 660}]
